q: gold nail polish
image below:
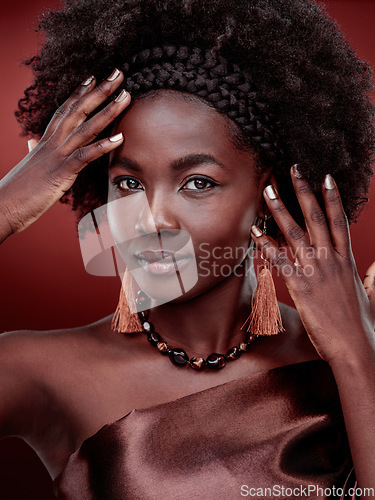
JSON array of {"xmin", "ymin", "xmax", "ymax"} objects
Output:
[
  {"xmin": 107, "ymin": 68, "xmax": 121, "ymax": 81},
  {"xmin": 324, "ymin": 174, "xmax": 335, "ymax": 190},
  {"xmin": 251, "ymin": 225, "xmax": 263, "ymax": 237},
  {"xmin": 292, "ymin": 164, "xmax": 303, "ymax": 179},
  {"xmin": 82, "ymin": 75, "xmax": 94, "ymax": 86},
  {"xmin": 265, "ymin": 185, "xmax": 278, "ymax": 200},
  {"xmin": 115, "ymin": 89, "xmax": 127, "ymax": 102},
  {"xmin": 109, "ymin": 132, "xmax": 123, "ymax": 142}
]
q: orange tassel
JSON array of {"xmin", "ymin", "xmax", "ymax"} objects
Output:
[
  {"xmin": 242, "ymin": 260, "xmax": 284, "ymax": 336},
  {"xmin": 111, "ymin": 267, "xmax": 143, "ymax": 333}
]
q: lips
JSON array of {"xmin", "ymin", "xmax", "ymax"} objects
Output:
[
  {"xmin": 133, "ymin": 249, "xmax": 191, "ymax": 276},
  {"xmin": 134, "ymin": 250, "xmax": 188, "ymax": 263}
]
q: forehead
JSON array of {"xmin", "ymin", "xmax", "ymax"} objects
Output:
[{"xmin": 113, "ymin": 90, "xmax": 241, "ymax": 158}]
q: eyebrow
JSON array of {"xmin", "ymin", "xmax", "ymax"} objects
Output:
[{"xmin": 109, "ymin": 153, "xmax": 227, "ymax": 172}]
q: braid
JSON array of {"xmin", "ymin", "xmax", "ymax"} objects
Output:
[{"xmin": 118, "ymin": 45, "xmax": 284, "ymax": 170}]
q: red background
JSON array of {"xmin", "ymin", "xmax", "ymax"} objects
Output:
[{"xmin": 0, "ymin": 0, "xmax": 374, "ymax": 498}]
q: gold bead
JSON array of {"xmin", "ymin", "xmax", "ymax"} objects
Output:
[
  {"xmin": 157, "ymin": 342, "xmax": 169, "ymax": 353},
  {"xmin": 239, "ymin": 341, "xmax": 248, "ymax": 352},
  {"xmin": 190, "ymin": 357, "xmax": 205, "ymax": 370}
]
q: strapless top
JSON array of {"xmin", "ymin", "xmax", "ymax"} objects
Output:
[{"xmin": 53, "ymin": 359, "xmax": 358, "ymax": 499}]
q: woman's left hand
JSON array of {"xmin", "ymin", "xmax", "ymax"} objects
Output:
[{"xmin": 251, "ymin": 164, "xmax": 375, "ymax": 364}]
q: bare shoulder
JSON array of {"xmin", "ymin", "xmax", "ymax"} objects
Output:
[
  {"xmin": 0, "ymin": 314, "xmax": 120, "ymax": 437},
  {"xmin": 0, "ymin": 314, "xmax": 143, "ymax": 477}
]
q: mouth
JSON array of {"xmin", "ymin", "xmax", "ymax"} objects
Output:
[{"xmin": 134, "ymin": 250, "xmax": 191, "ymax": 275}]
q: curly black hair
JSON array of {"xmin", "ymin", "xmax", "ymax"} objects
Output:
[{"xmin": 16, "ymin": 0, "xmax": 375, "ymax": 237}]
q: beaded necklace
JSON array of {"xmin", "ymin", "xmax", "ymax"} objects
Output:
[{"xmin": 130, "ymin": 304, "xmax": 259, "ymax": 371}]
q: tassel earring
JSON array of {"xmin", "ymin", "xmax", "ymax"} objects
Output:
[
  {"xmin": 241, "ymin": 216, "xmax": 285, "ymax": 336},
  {"xmin": 111, "ymin": 266, "xmax": 143, "ymax": 333}
]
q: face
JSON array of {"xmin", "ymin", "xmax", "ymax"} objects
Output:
[{"xmin": 107, "ymin": 90, "xmax": 267, "ymax": 305}]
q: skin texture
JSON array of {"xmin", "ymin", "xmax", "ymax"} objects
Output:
[
  {"xmin": 1, "ymin": 79, "xmax": 375, "ymax": 494},
  {"xmin": 16, "ymin": 0, "xmax": 375, "ymax": 239},
  {"xmin": 107, "ymin": 90, "xmax": 269, "ymax": 353},
  {"xmin": 0, "ymin": 70, "xmax": 129, "ymax": 241},
  {"xmin": 252, "ymin": 168, "xmax": 375, "ymax": 491}
]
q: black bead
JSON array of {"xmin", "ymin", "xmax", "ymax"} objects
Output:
[
  {"xmin": 138, "ymin": 310, "xmax": 149, "ymax": 321},
  {"xmin": 169, "ymin": 348, "xmax": 189, "ymax": 366},
  {"xmin": 135, "ymin": 290, "xmax": 151, "ymax": 309},
  {"xmin": 135, "ymin": 296, "xmax": 146, "ymax": 306},
  {"xmin": 147, "ymin": 331, "xmax": 161, "ymax": 346},
  {"xmin": 226, "ymin": 346, "xmax": 241, "ymax": 360},
  {"xmin": 206, "ymin": 353, "xmax": 227, "ymax": 369}
]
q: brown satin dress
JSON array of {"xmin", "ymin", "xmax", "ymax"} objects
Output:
[{"xmin": 53, "ymin": 359, "xmax": 358, "ymax": 499}]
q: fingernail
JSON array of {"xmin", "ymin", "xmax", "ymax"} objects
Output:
[
  {"xmin": 291, "ymin": 164, "xmax": 303, "ymax": 179},
  {"xmin": 107, "ymin": 68, "xmax": 121, "ymax": 81},
  {"xmin": 264, "ymin": 184, "xmax": 278, "ymax": 200},
  {"xmin": 324, "ymin": 174, "xmax": 335, "ymax": 190},
  {"xmin": 82, "ymin": 75, "xmax": 94, "ymax": 86},
  {"xmin": 109, "ymin": 132, "xmax": 123, "ymax": 142},
  {"xmin": 115, "ymin": 89, "xmax": 128, "ymax": 102},
  {"xmin": 251, "ymin": 225, "xmax": 263, "ymax": 237},
  {"xmin": 27, "ymin": 139, "xmax": 35, "ymax": 152}
]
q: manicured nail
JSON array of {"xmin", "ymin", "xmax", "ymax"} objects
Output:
[
  {"xmin": 115, "ymin": 89, "xmax": 128, "ymax": 102},
  {"xmin": 109, "ymin": 132, "xmax": 123, "ymax": 142},
  {"xmin": 291, "ymin": 164, "xmax": 303, "ymax": 179},
  {"xmin": 28, "ymin": 139, "xmax": 36, "ymax": 152},
  {"xmin": 251, "ymin": 225, "xmax": 263, "ymax": 237},
  {"xmin": 324, "ymin": 174, "xmax": 335, "ymax": 190},
  {"xmin": 107, "ymin": 68, "xmax": 121, "ymax": 81},
  {"xmin": 82, "ymin": 75, "xmax": 94, "ymax": 86},
  {"xmin": 264, "ymin": 184, "xmax": 278, "ymax": 200}
]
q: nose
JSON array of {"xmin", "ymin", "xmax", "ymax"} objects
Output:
[{"xmin": 134, "ymin": 191, "xmax": 180, "ymax": 236}]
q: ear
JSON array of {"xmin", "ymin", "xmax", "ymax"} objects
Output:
[
  {"xmin": 255, "ymin": 169, "xmax": 274, "ymax": 221},
  {"xmin": 256, "ymin": 172, "xmax": 287, "ymax": 247}
]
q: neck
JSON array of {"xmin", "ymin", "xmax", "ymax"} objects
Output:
[{"xmin": 147, "ymin": 258, "xmax": 257, "ymax": 358}]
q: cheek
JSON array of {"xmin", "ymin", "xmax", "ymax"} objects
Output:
[
  {"xmin": 195, "ymin": 196, "xmax": 257, "ymax": 242},
  {"xmin": 191, "ymin": 205, "xmax": 257, "ymax": 274},
  {"xmin": 106, "ymin": 195, "xmax": 145, "ymax": 266}
]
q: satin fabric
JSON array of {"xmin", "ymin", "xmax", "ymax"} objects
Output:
[{"xmin": 53, "ymin": 360, "xmax": 357, "ymax": 499}]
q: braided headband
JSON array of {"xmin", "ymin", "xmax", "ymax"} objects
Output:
[{"xmin": 118, "ymin": 45, "xmax": 284, "ymax": 168}]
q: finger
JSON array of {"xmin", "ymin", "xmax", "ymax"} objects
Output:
[
  {"xmin": 41, "ymin": 75, "xmax": 96, "ymax": 142},
  {"xmin": 363, "ymin": 261, "xmax": 375, "ymax": 327},
  {"xmin": 61, "ymin": 132, "xmax": 124, "ymax": 177},
  {"xmin": 322, "ymin": 174, "xmax": 351, "ymax": 258},
  {"xmin": 364, "ymin": 261, "xmax": 375, "ymax": 297},
  {"xmin": 263, "ymin": 183, "xmax": 311, "ymax": 266},
  {"xmin": 290, "ymin": 164, "xmax": 332, "ymax": 248},
  {"xmin": 60, "ymin": 88, "xmax": 131, "ymax": 153},
  {"xmin": 251, "ymin": 224, "xmax": 296, "ymax": 280},
  {"xmin": 27, "ymin": 139, "xmax": 39, "ymax": 152},
  {"xmin": 51, "ymin": 69, "xmax": 124, "ymax": 143}
]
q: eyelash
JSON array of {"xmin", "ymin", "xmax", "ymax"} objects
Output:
[{"xmin": 113, "ymin": 176, "xmax": 218, "ymax": 193}]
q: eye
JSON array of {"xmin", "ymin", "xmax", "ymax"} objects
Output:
[
  {"xmin": 113, "ymin": 177, "xmax": 143, "ymax": 191},
  {"xmin": 182, "ymin": 176, "xmax": 217, "ymax": 191}
]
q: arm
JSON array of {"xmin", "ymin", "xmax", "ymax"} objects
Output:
[
  {"xmin": 251, "ymin": 166, "xmax": 375, "ymax": 498},
  {"xmin": 0, "ymin": 212, "xmax": 12, "ymax": 244},
  {"xmin": 0, "ymin": 69, "xmax": 130, "ymax": 245},
  {"xmin": 329, "ymin": 341, "xmax": 375, "ymax": 493},
  {"xmin": 0, "ymin": 331, "xmax": 40, "ymax": 440}
]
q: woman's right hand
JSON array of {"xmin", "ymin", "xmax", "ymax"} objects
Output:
[{"xmin": 0, "ymin": 68, "xmax": 130, "ymax": 241}]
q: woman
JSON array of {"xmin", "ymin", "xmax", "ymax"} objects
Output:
[{"xmin": 1, "ymin": 0, "xmax": 375, "ymax": 498}]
